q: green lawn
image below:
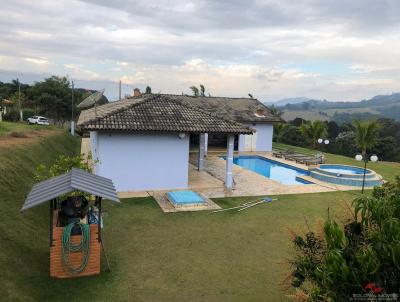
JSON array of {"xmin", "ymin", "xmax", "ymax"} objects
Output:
[
  {"xmin": 1, "ymin": 135, "xmax": 398, "ymax": 301},
  {"xmin": 274, "ymin": 142, "xmax": 400, "ymax": 182},
  {"xmin": 0, "ymin": 121, "xmax": 56, "ymax": 137}
]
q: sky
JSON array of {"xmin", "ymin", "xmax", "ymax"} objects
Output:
[{"xmin": 0, "ymin": 0, "xmax": 400, "ymax": 102}]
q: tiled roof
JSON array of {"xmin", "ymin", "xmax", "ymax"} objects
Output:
[
  {"xmin": 77, "ymin": 95, "xmax": 254, "ymax": 134},
  {"xmin": 159, "ymin": 94, "xmax": 282, "ymax": 123}
]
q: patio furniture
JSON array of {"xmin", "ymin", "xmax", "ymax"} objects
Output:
[
  {"xmin": 272, "ymin": 148, "xmax": 294, "ymax": 158},
  {"xmin": 284, "ymin": 153, "xmax": 310, "ymax": 161},
  {"xmin": 297, "ymin": 154, "xmax": 325, "ymax": 165}
]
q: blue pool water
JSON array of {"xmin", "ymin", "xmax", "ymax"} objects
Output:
[
  {"xmin": 167, "ymin": 190, "xmax": 205, "ymax": 205},
  {"xmin": 227, "ymin": 156, "xmax": 312, "ymax": 185},
  {"xmin": 318, "ymin": 165, "xmax": 369, "ymax": 175}
]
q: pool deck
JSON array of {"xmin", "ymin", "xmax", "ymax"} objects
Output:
[{"xmin": 81, "ymin": 138, "xmax": 365, "ymax": 202}]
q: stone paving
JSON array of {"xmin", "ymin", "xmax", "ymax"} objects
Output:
[{"xmin": 81, "ymin": 138, "xmax": 365, "ymax": 211}]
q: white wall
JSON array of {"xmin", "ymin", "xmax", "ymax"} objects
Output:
[
  {"xmin": 238, "ymin": 123, "xmax": 273, "ymax": 152},
  {"xmin": 96, "ymin": 132, "xmax": 189, "ymax": 191}
]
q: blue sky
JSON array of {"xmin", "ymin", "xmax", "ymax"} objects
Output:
[{"xmin": 0, "ymin": 0, "xmax": 399, "ymax": 102}]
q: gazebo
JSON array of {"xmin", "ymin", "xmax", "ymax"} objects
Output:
[{"xmin": 21, "ymin": 168, "xmax": 119, "ymax": 278}]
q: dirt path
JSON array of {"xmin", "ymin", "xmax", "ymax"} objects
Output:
[{"xmin": 0, "ymin": 130, "xmax": 61, "ymax": 148}]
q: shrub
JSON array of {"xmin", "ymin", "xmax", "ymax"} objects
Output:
[
  {"xmin": 22, "ymin": 108, "xmax": 35, "ymax": 120},
  {"xmin": 34, "ymin": 153, "xmax": 94, "ymax": 182},
  {"xmin": 289, "ymin": 178, "xmax": 400, "ymax": 301}
]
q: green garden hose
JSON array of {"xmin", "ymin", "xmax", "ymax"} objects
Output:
[{"xmin": 61, "ymin": 222, "xmax": 90, "ymax": 275}]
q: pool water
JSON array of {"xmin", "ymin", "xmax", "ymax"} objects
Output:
[
  {"xmin": 167, "ymin": 190, "xmax": 205, "ymax": 205},
  {"xmin": 319, "ymin": 165, "xmax": 368, "ymax": 175},
  {"xmin": 228, "ymin": 156, "xmax": 312, "ymax": 185}
]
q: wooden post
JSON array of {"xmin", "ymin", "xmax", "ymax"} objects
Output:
[
  {"xmin": 49, "ymin": 199, "xmax": 54, "ymax": 247},
  {"xmin": 97, "ymin": 197, "xmax": 102, "ymax": 243},
  {"xmin": 225, "ymin": 134, "xmax": 234, "ymax": 190}
]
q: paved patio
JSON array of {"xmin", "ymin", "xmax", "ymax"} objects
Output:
[{"xmin": 81, "ymin": 138, "xmax": 362, "ymax": 202}]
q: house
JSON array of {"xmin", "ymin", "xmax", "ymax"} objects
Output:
[
  {"xmin": 77, "ymin": 94, "xmax": 253, "ymax": 192},
  {"xmin": 152, "ymin": 94, "xmax": 282, "ymax": 152}
]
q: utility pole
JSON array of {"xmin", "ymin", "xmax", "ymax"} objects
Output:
[
  {"xmin": 71, "ymin": 80, "xmax": 75, "ymax": 135},
  {"xmin": 18, "ymin": 78, "xmax": 22, "ymax": 122},
  {"xmin": 119, "ymin": 80, "xmax": 122, "ymax": 100}
]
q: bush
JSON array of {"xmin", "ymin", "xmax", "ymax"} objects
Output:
[
  {"xmin": 289, "ymin": 178, "xmax": 400, "ymax": 301},
  {"xmin": 34, "ymin": 153, "xmax": 94, "ymax": 182},
  {"xmin": 22, "ymin": 108, "xmax": 35, "ymax": 120},
  {"xmin": 3, "ymin": 107, "xmax": 19, "ymax": 122}
]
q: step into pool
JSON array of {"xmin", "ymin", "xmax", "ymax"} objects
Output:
[{"xmin": 223, "ymin": 155, "xmax": 312, "ymax": 185}]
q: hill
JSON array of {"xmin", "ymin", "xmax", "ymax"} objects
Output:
[
  {"xmin": 265, "ymin": 97, "xmax": 310, "ymax": 106},
  {"xmin": 276, "ymin": 93, "xmax": 400, "ymax": 123}
]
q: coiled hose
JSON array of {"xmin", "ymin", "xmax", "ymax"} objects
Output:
[{"xmin": 62, "ymin": 222, "xmax": 90, "ymax": 275}]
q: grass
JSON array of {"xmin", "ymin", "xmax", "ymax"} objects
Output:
[
  {"xmin": 0, "ymin": 121, "xmax": 56, "ymax": 137},
  {"xmin": 274, "ymin": 142, "xmax": 400, "ymax": 182},
  {"xmin": 1, "ymin": 135, "xmax": 397, "ymax": 301},
  {"xmin": 0, "ymin": 130, "xmax": 357, "ymax": 301}
]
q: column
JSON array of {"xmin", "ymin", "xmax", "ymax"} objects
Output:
[
  {"xmin": 198, "ymin": 133, "xmax": 205, "ymax": 171},
  {"xmin": 225, "ymin": 134, "xmax": 234, "ymax": 190},
  {"xmin": 90, "ymin": 131, "xmax": 99, "ymax": 174},
  {"xmin": 204, "ymin": 133, "xmax": 208, "ymax": 155}
]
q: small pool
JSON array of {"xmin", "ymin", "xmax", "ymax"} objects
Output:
[
  {"xmin": 224, "ymin": 156, "xmax": 312, "ymax": 185},
  {"xmin": 319, "ymin": 165, "xmax": 370, "ymax": 175},
  {"xmin": 167, "ymin": 190, "xmax": 205, "ymax": 206}
]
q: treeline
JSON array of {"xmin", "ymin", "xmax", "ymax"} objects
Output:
[
  {"xmin": 274, "ymin": 117, "xmax": 400, "ymax": 162},
  {"xmin": 0, "ymin": 76, "xmax": 108, "ymax": 123}
]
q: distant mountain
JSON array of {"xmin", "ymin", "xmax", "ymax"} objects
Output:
[
  {"xmin": 278, "ymin": 93, "xmax": 400, "ymax": 123},
  {"xmin": 264, "ymin": 97, "xmax": 311, "ymax": 106}
]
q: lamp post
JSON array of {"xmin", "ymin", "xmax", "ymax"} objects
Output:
[
  {"xmin": 355, "ymin": 154, "xmax": 378, "ymax": 194},
  {"xmin": 317, "ymin": 138, "xmax": 329, "ymax": 161}
]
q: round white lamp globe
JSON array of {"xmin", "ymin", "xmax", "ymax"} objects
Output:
[
  {"xmin": 178, "ymin": 133, "xmax": 186, "ymax": 139},
  {"xmin": 324, "ymin": 139, "xmax": 330, "ymax": 145},
  {"xmin": 355, "ymin": 154, "xmax": 363, "ymax": 161},
  {"xmin": 318, "ymin": 138, "xmax": 323, "ymax": 144},
  {"xmin": 370, "ymin": 155, "xmax": 378, "ymax": 162}
]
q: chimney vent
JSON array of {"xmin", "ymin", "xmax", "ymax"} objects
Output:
[{"xmin": 133, "ymin": 88, "xmax": 141, "ymax": 97}]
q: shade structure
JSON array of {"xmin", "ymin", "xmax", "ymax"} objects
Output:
[{"xmin": 21, "ymin": 168, "xmax": 119, "ymax": 211}]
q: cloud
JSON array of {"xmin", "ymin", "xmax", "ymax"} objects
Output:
[{"xmin": 0, "ymin": 0, "xmax": 399, "ymax": 101}]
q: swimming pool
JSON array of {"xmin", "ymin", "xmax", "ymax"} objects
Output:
[
  {"xmin": 225, "ymin": 156, "xmax": 312, "ymax": 185},
  {"xmin": 318, "ymin": 165, "xmax": 369, "ymax": 175}
]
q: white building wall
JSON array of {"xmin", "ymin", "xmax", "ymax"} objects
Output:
[
  {"xmin": 238, "ymin": 123, "xmax": 273, "ymax": 152},
  {"xmin": 96, "ymin": 132, "xmax": 189, "ymax": 191},
  {"xmin": 254, "ymin": 123, "xmax": 273, "ymax": 151}
]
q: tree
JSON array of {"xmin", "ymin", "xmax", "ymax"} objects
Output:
[
  {"xmin": 200, "ymin": 84, "xmax": 205, "ymax": 97},
  {"xmin": 27, "ymin": 76, "xmax": 71, "ymax": 121},
  {"xmin": 273, "ymin": 123, "xmax": 286, "ymax": 143},
  {"xmin": 326, "ymin": 121, "xmax": 339, "ymax": 139},
  {"xmin": 145, "ymin": 86, "xmax": 152, "ymax": 94},
  {"xmin": 268, "ymin": 105, "xmax": 283, "ymax": 117},
  {"xmin": 190, "ymin": 86, "xmax": 199, "ymax": 97},
  {"xmin": 353, "ymin": 120, "xmax": 380, "ymax": 157},
  {"xmin": 289, "ymin": 178, "xmax": 400, "ymax": 301},
  {"xmin": 299, "ymin": 120, "xmax": 327, "ymax": 148}
]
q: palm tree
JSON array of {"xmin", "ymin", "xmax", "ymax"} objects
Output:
[
  {"xmin": 353, "ymin": 120, "xmax": 380, "ymax": 157},
  {"xmin": 200, "ymin": 84, "xmax": 205, "ymax": 97},
  {"xmin": 190, "ymin": 86, "xmax": 199, "ymax": 97},
  {"xmin": 268, "ymin": 105, "xmax": 283, "ymax": 117},
  {"xmin": 300, "ymin": 120, "xmax": 327, "ymax": 148}
]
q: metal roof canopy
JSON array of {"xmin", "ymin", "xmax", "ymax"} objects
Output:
[{"xmin": 21, "ymin": 168, "xmax": 120, "ymax": 212}]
